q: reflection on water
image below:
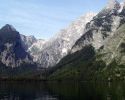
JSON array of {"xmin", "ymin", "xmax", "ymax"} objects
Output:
[{"xmin": 0, "ymin": 81, "xmax": 125, "ymax": 100}]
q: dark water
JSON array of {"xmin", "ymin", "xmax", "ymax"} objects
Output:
[{"xmin": 0, "ymin": 81, "xmax": 125, "ymax": 100}]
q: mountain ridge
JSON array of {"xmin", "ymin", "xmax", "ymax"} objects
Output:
[
  {"xmin": 48, "ymin": 0, "xmax": 125, "ymax": 81},
  {"xmin": 36, "ymin": 12, "xmax": 96, "ymax": 68}
]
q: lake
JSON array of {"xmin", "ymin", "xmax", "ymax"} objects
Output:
[{"xmin": 0, "ymin": 81, "xmax": 125, "ymax": 100}]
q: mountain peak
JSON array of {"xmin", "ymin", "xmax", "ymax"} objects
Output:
[
  {"xmin": 106, "ymin": 0, "xmax": 120, "ymax": 10},
  {"xmin": 122, "ymin": 0, "xmax": 125, "ymax": 8},
  {"xmin": 1, "ymin": 24, "xmax": 17, "ymax": 32}
]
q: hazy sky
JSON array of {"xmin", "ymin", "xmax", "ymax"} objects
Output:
[{"xmin": 0, "ymin": 0, "xmax": 123, "ymax": 39}]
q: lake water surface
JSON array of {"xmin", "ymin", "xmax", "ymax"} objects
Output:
[{"xmin": 0, "ymin": 81, "xmax": 125, "ymax": 100}]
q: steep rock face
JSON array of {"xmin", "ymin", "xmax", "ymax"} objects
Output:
[
  {"xmin": 71, "ymin": 0, "xmax": 122, "ymax": 53},
  {"xmin": 28, "ymin": 39, "xmax": 46, "ymax": 61},
  {"xmin": 0, "ymin": 24, "xmax": 33, "ymax": 68},
  {"xmin": 37, "ymin": 12, "xmax": 96, "ymax": 68},
  {"xmin": 97, "ymin": 24, "xmax": 125, "ymax": 65},
  {"xmin": 20, "ymin": 35, "xmax": 46, "ymax": 61},
  {"xmin": 20, "ymin": 34, "xmax": 37, "ymax": 50},
  {"xmin": 95, "ymin": 2, "xmax": 125, "ymax": 65}
]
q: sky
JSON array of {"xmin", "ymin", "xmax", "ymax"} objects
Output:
[{"xmin": 0, "ymin": 0, "xmax": 123, "ymax": 39}]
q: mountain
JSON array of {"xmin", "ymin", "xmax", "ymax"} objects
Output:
[
  {"xmin": 48, "ymin": 0, "xmax": 125, "ymax": 81},
  {"xmin": 36, "ymin": 12, "xmax": 96, "ymax": 68},
  {"xmin": 1, "ymin": 0, "xmax": 125, "ymax": 81},
  {"xmin": 0, "ymin": 24, "xmax": 34, "ymax": 68},
  {"xmin": 0, "ymin": 24, "xmax": 39, "ymax": 79}
]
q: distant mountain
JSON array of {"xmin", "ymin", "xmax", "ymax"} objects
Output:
[
  {"xmin": 0, "ymin": 24, "xmax": 46, "ymax": 68},
  {"xmin": 20, "ymin": 34, "xmax": 37, "ymax": 50},
  {"xmin": 20, "ymin": 34, "xmax": 46, "ymax": 61},
  {"xmin": 28, "ymin": 39, "xmax": 46, "ymax": 61},
  {"xmin": 0, "ymin": 24, "xmax": 40, "ymax": 79},
  {"xmin": 36, "ymin": 12, "xmax": 96, "ymax": 68},
  {"xmin": 0, "ymin": 24, "xmax": 34, "ymax": 68}
]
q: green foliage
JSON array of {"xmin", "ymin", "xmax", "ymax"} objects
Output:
[
  {"xmin": 120, "ymin": 42, "xmax": 125, "ymax": 53},
  {"xmin": 0, "ymin": 61, "xmax": 42, "ymax": 80},
  {"xmin": 48, "ymin": 43, "xmax": 125, "ymax": 81},
  {"xmin": 48, "ymin": 45, "xmax": 108, "ymax": 81}
]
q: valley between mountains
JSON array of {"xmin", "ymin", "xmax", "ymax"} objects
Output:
[{"xmin": 1, "ymin": 0, "xmax": 125, "ymax": 81}]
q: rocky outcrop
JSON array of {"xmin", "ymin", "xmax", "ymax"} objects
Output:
[
  {"xmin": 28, "ymin": 39, "xmax": 46, "ymax": 61},
  {"xmin": 20, "ymin": 34, "xmax": 37, "ymax": 50}
]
